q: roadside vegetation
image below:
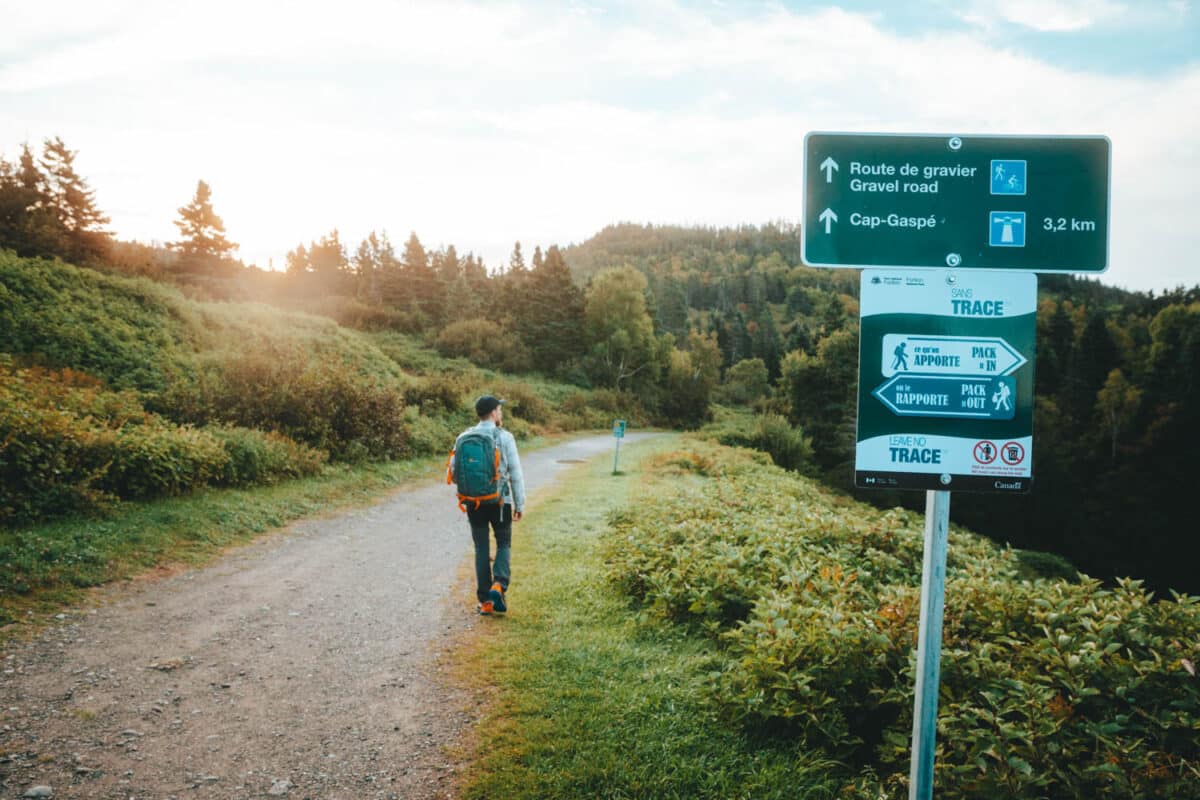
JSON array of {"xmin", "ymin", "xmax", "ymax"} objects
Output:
[
  {"xmin": 0, "ymin": 251, "xmax": 644, "ymax": 627},
  {"xmin": 459, "ymin": 437, "xmax": 1200, "ymax": 799},
  {"xmin": 455, "ymin": 435, "xmax": 843, "ymax": 800}
]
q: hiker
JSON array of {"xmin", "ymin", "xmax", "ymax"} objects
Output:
[{"xmin": 448, "ymin": 395, "xmax": 525, "ymax": 615}]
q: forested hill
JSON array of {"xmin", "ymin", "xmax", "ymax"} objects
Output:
[{"xmin": 565, "ymin": 222, "xmax": 1200, "ymax": 596}]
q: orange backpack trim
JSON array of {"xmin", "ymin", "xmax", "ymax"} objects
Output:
[{"xmin": 449, "ymin": 444, "xmax": 503, "ymax": 513}]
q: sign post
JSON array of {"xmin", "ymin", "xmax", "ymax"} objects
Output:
[
  {"xmin": 612, "ymin": 419, "xmax": 626, "ymax": 474},
  {"xmin": 802, "ymin": 131, "xmax": 1108, "ymax": 799},
  {"xmin": 910, "ymin": 489, "xmax": 950, "ymax": 800},
  {"xmin": 856, "ymin": 270, "xmax": 1036, "ymax": 800}
]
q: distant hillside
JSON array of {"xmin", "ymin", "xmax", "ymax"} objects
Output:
[{"xmin": 565, "ymin": 222, "xmax": 1200, "ymax": 595}]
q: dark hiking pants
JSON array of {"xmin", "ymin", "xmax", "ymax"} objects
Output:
[{"xmin": 466, "ymin": 503, "xmax": 512, "ymax": 604}]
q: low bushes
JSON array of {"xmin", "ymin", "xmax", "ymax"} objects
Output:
[
  {"xmin": 158, "ymin": 349, "xmax": 409, "ymax": 462},
  {"xmin": 434, "ymin": 318, "xmax": 531, "ymax": 373},
  {"xmin": 0, "ymin": 366, "xmax": 325, "ymax": 525},
  {"xmin": 603, "ymin": 441, "xmax": 1200, "ymax": 799},
  {"xmin": 702, "ymin": 409, "xmax": 814, "ymax": 472}
]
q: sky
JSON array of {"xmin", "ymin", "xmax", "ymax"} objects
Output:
[{"xmin": 1, "ymin": 0, "xmax": 1197, "ymax": 292}]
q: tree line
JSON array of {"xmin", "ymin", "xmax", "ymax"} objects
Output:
[{"xmin": 0, "ymin": 138, "xmax": 721, "ymax": 430}]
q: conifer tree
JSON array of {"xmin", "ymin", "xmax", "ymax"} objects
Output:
[
  {"xmin": 171, "ymin": 180, "xmax": 236, "ymax": 273},
  {"xmin": 514, "ymin": 244, "xmax": 585, "ymax": 372},
  {"xmin": 285, "ymin": 243, "xmax": 310, "ymax": 274},
  {"xmin": 0, "ymin": 139, "xmax": 109, "ymax": 262},
  {"xmin": 394, "ymin": 231, "xmax": 443, "ymax": 326},
  {"xmin": 40, "ymin": 137, "xmax": 110, "ymax": 248},
  {"xmin": 308, "ymin": 229, "xmax": 347, "ymax": 275},
  {"xmin": 509, "ymin": 241, "xmax": 526, "ymax": 273}
]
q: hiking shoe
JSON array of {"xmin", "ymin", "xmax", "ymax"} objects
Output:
[
  {"xmin": 489, "ymin": 582, "xmax": 507, "ymax": 614},
  {"xmin": 477, "ymin": 601, "xmax": 494, "ymax": 616}
]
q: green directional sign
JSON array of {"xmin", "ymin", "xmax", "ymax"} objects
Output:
[
  {"xmin": 856, "ymin": 269, "xmax": 1036, "ymax": 493},
  {"xmin": 803, "ymin": 132, "xmax": 1110, "ymax": 273},
  {"xmin": 613, "ymin": 419, "xmax": 626, "ymax": 439},
  {"xmin": 873, "ymin": 374, "xmax": 1016, "ymax": 420}
]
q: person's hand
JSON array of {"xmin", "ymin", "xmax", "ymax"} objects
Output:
[{"xmin": 513, "ymin": 510, "xmax": 524, "ymax": 522}]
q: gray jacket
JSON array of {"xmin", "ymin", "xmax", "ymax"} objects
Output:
[{"xmin": 453, "ymin": 421, "xmax": 526, "ymax": 512}]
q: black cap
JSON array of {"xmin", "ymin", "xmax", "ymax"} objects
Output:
[{"xmin": 475, "ymin": 395, "xmax": 505, "ymax": 417}]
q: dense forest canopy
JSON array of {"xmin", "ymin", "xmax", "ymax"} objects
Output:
[{"xmin": 2, "ymin": 138, "xmax": 1198, "ymax": 594}]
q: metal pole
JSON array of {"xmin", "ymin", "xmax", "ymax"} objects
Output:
[
  {"xmin": 612, "ymin": 438, "xmax": 621, "ymax": 474},
  {"xmin": 909, "ymin": 489, "xmax": 951, "ymax": 800}
]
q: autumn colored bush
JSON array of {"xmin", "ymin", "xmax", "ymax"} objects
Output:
[
  {"xmin": 434, "ymin": 318, "xmax": 531, "ymax": 373},
  {"xmin": 159, "ymin": 349, "xmax": 409, "ymax": 462},
  {"xmin": 0, "ymin": 365, "xmax": 325, "ymax": 524}
]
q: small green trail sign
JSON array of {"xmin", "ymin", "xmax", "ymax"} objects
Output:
[
  {"xmin": 803, "ymin": 132, "xmax": 1110, "ymax": 273},
  {"xmin": 856, "ymin": 269, "xmax": 1036, "ymax": 492}
]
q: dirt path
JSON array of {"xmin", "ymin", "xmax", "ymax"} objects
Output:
[{"xmin": 0, "ymin": 433, "xmax": 656, "ymax": 800}]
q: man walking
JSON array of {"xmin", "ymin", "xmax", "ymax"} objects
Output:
[{"xmin": 451, "ymin": 395, "xmax": 525, "ymax": 615}]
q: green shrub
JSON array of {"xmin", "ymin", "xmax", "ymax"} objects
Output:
[
  {"xmin": 402, "ymin": 407, "xmax": 458, "ymax": 457},
  {"xmin": 602, "ymin": 440, "xmax": 1200, "ymax": 798},
  {"xmin": 434, "ymin": 318, "xmax": 531, "ymax": 372},
  {"xmin": 160, "ymin": 350, "xmax": 409, "ymax": 462},
  {"xmin": 402, "ymin": 372, "xmax": 472, "ymax": 416},
  {"xmin": 100, "ymin": 422, "xmax": 228, "ymax": 498},
  {"xmin": 487, "ymin": 378, "xmax": 550, "ymax": 425},
  {"xmin": 558, "ymin": 388, "xmax": 649, "ymax": 429},
  {"xmin": 0, "ymin": 365, "xmax": 329, "ymax": 524},
  {"xmin": 206, "ymin": 425, "xmax": 326, "ymax": 486},
  {"xmin": 718, "ymin": 357, "xmax": 771, "ymax": 406},
  {"xmin": 0, "ymin": 396, "xmax": 117, "ymax": 523},
  {"xmin": 702, "ymin": 411, "xmax": 813, "ymax": 472}
]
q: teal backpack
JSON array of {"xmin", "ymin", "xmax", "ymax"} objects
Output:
[{"xmin": 446, "ymin": 428, "xmax": 502, "ymax": 512}]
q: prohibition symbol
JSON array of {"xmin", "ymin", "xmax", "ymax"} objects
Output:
[
  {"xmin": 973, "ymin": 440, "xmax": 998, "ymax": 464},
  {"xmin": 1001, "ymin": 441, "xmax": 1026, "ymax": 465}
]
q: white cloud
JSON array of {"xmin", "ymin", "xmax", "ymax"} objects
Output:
[
  {"xmin": 956, "ymin": 0, "xmax": 1128, "ymax": 32},
  {"xmin": 1, "ymin": 1, "xmax": 1195, "ymax": 290}
]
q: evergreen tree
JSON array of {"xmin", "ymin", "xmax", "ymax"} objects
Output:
[
  {"xmin": 509, "ymin": 241, "xmax": 526, "ymax": 273},
  {"xmin": 308, "ymin": 229, "xmax": 348, "ymax": 275},
  {"xmin": 285, "ymin": 243, "xmax": 310, "ymax": 274},
  {"xmin": 656, "ymin": 276, "xmax": 691, "ymax": 339},
  {"xmin": 397, "ymin": 231, "xmax": 443, "ymax": 326},
  {"xmin": 751, "ymin": 307, "xmax": 783, "ymax": 379},
  {"xmin": 39, "ymin": 136, "xmax": 110, "ymax": 262},
  {"xmin": 353, "ymin": 230, "xmax": 390, "ymax": 301},
  {"xmin": 171, "ymin": 180, "xmax": 236, "ymax": 273},
  {"xmin": 514, "ymin": 245, "xmax": 585, "ymax": 373},
  {"xmin": 0, "ymin": 139, "xmax": 108, "ymax": 262},
  {"xmin": 0, "ymin": 146, "xmax": 54, "ymax": 256},
  {"xmin": 436, "ymin": 244, "xmax": 461, "ymax": 283},
  {"xmin": 1064, "ymin": 311, "xmax": 1119, "ymax": 424}
]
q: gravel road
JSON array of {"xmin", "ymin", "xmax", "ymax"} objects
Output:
[{"xmin": 0, "ymin": 433, "xmax": 655, "ymax": 800}]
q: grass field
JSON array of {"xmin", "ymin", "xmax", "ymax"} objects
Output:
[{"xmin": 452, "ymin": 435, "xmax": 844, "ymax": 800}]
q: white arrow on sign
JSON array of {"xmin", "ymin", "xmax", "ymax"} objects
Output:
[
  {"xmin": 820, "ymin": 156, "xmax": 839, "ymax": 183},
  {"xmin": 882, "ymin": 334, "xmax": 1027, "ymax": 378},
  {"xmin": 819, "ymin": 208, "xmax": 838, "ymax": 234}
]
